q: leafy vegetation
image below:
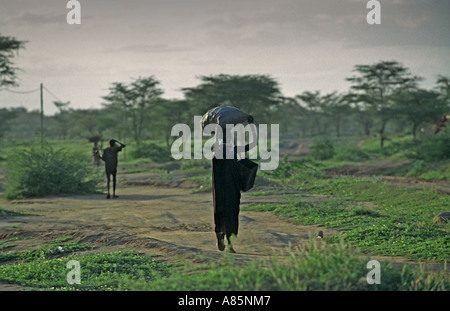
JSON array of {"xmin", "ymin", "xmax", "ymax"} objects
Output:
[
  {"xmin": 0, "ymin": 237, "xmax": 446, "ymax": 291},
  {"xmin": 0, "ymin": 249, "xmax": 170, "ymax": 290},
  {"xmin": 4, "ymin": 139, "xmax": 100, "ymax": 200},
  {"xmin": 258, "ymin": 158, "xmax": 450, "ymax": 262},
  {"xmin": 130, "ymin": 141, "xmax": 173, "ymax": 162},
  {"xmin": 310, "ymin": 136, "xmax": 335, "ymax": 160},
  {"xmin": 114, "ymin": 239, "xmax": 448, "ymax": 291}
]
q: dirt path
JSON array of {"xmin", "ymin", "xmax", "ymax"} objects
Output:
[{"xmin": 0, "ymin": 178, "xmax": 336, "ymax": 267}]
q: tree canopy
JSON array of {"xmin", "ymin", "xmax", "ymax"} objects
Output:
[{"xmin": 0, "ymin": 34, "xmax": 26, "ymax": 88}]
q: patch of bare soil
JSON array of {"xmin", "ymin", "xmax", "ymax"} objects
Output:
[{"xmin": 323, "ymin": 160, "xmax": 412, "ymax": 177}]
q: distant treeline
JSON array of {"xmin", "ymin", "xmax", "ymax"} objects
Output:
[{"xmin": 1, "ymin": 60, "xmax": 449, "ymax": 148}]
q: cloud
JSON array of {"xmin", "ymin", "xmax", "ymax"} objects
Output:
[
  {"xmin": 1, "ymin": 0, "xmax": 449, "ymax": 111},
  {"xmin": 0, "ymin": 11, "xmax": 64, "ymax": 28},
  {"xmin": 109, "ymin": 44, "xmax": 192, "ymax": 54},
  {"xmin": 193, "ymin": 0, "xmax": 450, "ymax": 50}
]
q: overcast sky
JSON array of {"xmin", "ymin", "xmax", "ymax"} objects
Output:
[{"xmin": 1, "ymin": 0, "xmax": 449, "ymax": 115}]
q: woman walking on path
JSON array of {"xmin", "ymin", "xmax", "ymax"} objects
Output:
[{"xmin": 212, "ymin": 121, "xmax": 257, "ymax": 253}]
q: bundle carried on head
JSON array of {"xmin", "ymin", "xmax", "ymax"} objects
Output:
[
  {"xmin": 201, "ymin": 106, "xmax": 253, "ymax": 129},
  {"xmin": 87, "ymin": 135, "xmax": 101, "ymax": 143}
]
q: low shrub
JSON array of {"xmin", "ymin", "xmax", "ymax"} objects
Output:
[
  {"xmin": 4, "ymin": 141, "xmax": 99, "ymax": 200},
  {"xmin": 333, "ymin": 145, "xmax": 370, "ymax": 162},
  {"xmin": 130, "ymin": 142, "xmax": 172, "ymax": 162},
  {"xmin": 310, "ymin": 136, "xmax": 335, "ymax": 160},
  {"xmin": 409, "ymin": 134, "xmax": 450, "ymax": 162}
]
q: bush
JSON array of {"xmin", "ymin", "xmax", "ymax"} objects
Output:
[
  {"xmin": 261, "ymin": 155, "xmax": 327, "ymax": 183},
  {"xmin": 131, "ymin": 142, "xmax": 172, "ymax": 162},
  {"xmin": 310, "ymin": 136, "xmax": 335, "ymax": 160},
  {"xmin": 179, "ymin": 160, "xmax": 210, "ymax": 171},
  {"xmin": 5, "ymin": 142, "xmax": 99, "ymax": 200},
  {"xmin": 333, "ymin": 145, "xmax": 370, "ymax": 162},
  {"xmin": 409, "ymin": 134, "xmax": 450, "ymax": 162}
]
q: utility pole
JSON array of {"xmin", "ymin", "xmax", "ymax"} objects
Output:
[{"xmin": 40, "ymin": 83, "xmax": 44, "ymax": 148}]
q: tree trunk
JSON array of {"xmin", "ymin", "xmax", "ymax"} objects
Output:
[
  {"xmin": 379, "ymin": 119, "xmax": 387, "ymax": 148},
  {"xmin": 412, "ymin": 123, "xmax": 418, "ymax": 139}
]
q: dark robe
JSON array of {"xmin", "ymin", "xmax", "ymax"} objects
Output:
[{"xmin": 212, "ymin": 143, "xmax": 250, "ymax": 239}]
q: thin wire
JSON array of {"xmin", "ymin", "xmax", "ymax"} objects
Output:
[
  {"xmin": 0, "ymin": 85, "xmax": 65, "ymax": 102},
  {"xmin": 43, "ymin": 86, "xmax": 64, "ymax": 102},
  {"xmin": 0, "ymin": 87, "xmax": 40, "ymax": 94}
]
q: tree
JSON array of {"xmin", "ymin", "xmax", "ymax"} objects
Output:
[
  {"xmin": 392, "ymin": 88, "xmax": 446, "ymax": 139},
  {"xmin": 151, "ymin": 98, "xmax": 191, "ymax": 147},
  {"xmin": 51, "ymin": 101, "xmax": 72, "ymax": 140},
  {"xmin": 102, "ymin": 77, "xmax": 164, "ymax": 145},
  {"xmin": 102, "ymin": 82, "xmax": 129, "ymax": 142},
  {"xmin": 342, "ymin": 92, "xmax": 374, "ymax": 136},
  {"xmin": 0, "ymin": 34, "xmax": 26, "ymax": 88},
  {"xmin": 320, "ymin": 92, "xmax": 350, "ymax": 137},
  {"xmin": 0, "ymin": 108, "xmax": 19, "ymax": 138},
  {"xmin": 346, "ymin": 61, "xmax": 421, "ymax": 147},
  {"xmin": 436, "ymin": 75, "xmax": 450, "ymax": 105},
  {"xmin": 295, "ymin": 91, "xmax": 325, "ymax": 136},
  {"xmin": 270, "ymin": 96, "xmax": 305, "ymax": 137},
  {"xmin": 182, "ymin": 74, "xmax": 282, "ymax": 124}
]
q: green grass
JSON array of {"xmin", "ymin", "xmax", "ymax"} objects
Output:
[
  {"xmin": 0, "ymin": 240, "xmax": 95, "ymax": 264},
  {"xmin": 1, "ymin": 238, "xmax": 445, "ymax": 291},
  {"xmin": 258, "ymin": 157, "xmax": 450, "ymax": 262},
  {"xmin": 124, "ymin": 239, "xmax": 448, "ymax": 291},
  {"xmin": 1, "ymin": 234, "xmax": 446, "ymax": 291},
  {"xmin": 0, "ymin": 240, "xmax": 170, "ymax": 290}
]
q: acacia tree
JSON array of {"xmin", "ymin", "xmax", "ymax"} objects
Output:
[
  {"xmin": 0, "ymin": 108, "xmax": 19, "ymax": 138},
  {"xmin": 270, "ymin": 96, "xmax": 306, "ymax": 137},
  {"xmin": 341, "ymin": 92, "xmax": 374, "ymax": 136},
  {"xmin": 0, "ymin": 35, "xmax": 26, "ymax": 137},
  {"xmin": 295, "ymin": 91, "xmax": 350, "ymax": 137},
  {"xmin": 0, "ymin": 34, "xmax": 26, "ymax": 88},
  {"xmin": 346, "ymin": 61, "xmax": 421, "ymax": 147},
  {"xmin": 151, "ymin": 98, "xmax": 191, "ymax": 147},
  {"xmin": 182, "ymin": 74, "xmax": 282, "ymax": 124},
  {"xmin": 103, "ymin": 76, "xmax": 163, "ymax": 145},
  {"xmin": 436, "ymin": 75, "xmax": 450, "ymax": 105},
  {"xmin": 51, "ymin": 101, "xmax": 72, "ymax": 140},
  {"xmin": 295, "ymin": 91, "xmax": 325, "ymax": 136},
  {"xmin": 392, "ymin": 89, "xmax": 446, "ymax": 139},
  {"xmin": 320, "ymin": 92, "xmax": 350, "ymax": 137}
]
